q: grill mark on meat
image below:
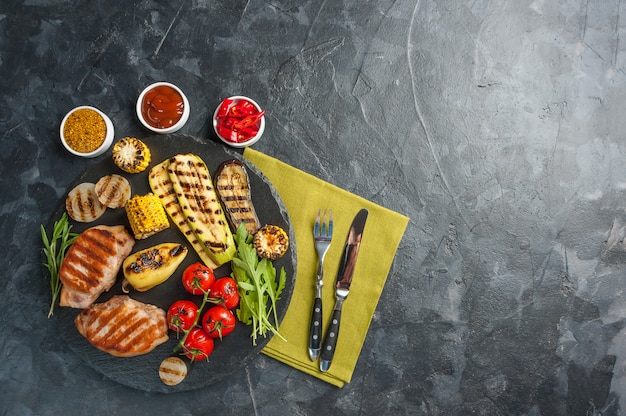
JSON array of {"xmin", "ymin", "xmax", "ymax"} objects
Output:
[
  {"xmin": 76, "ymin": 296, "xmax": 167, "ymax": 357},
  {"xmin": 60, "ymin": 228, "xmax": 117, "ymax": 292},
  {"xmin": 99, "ymin": 310, "xmax": 147, "ymax": 353},
  {"xmin": 59, "ymin": 225, "xmax": 135, "ymax": 309}
]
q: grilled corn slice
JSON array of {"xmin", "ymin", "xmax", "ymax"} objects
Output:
[
  {"xmin": 253, "ymin": 225, "xmax": 289, "ymax": 260},
  {"xmin": 125, "ymin": 193, "xmax": 170, "ymax": 239},
  {"xmin": 112, "ymin": 137, "xmax": 151, "ymax": 174}
]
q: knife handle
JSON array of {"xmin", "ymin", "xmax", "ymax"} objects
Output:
[
  {"xmin": 319, "ymin": 301, "xmax": 343, "ymax": 372},
  {"xmin": 308, "ymin": 296, "xmax": 323, "ymax": 361}
]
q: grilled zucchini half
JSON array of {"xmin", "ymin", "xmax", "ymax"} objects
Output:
[
  {"xmin": 167, "ymin": 153, "xmax": 236, "ymax": 266},
  {"xmin": 214, "ymin": 159, "xmax": 261, "ymax": 235},
  {"xmin": 148, "ymin": 160, "xmax": 219, "ymax": 269}
]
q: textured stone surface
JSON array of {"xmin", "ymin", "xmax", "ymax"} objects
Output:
[{"xmin": 2, "ymin": 0, "xmax": 626, "ymax": 415}]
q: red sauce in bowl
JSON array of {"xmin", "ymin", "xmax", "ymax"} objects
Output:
[{"xmin": 141, "ymin": 85, "xmax": 184, "ymax": 129}]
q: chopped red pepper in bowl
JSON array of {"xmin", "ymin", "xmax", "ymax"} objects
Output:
[{"xmin": 213, "ymin": 96, "xmax": 265, "ymax": 148}]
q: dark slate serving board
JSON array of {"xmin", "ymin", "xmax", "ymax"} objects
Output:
[{"xmin": 50, "ymin": 134, "xmax": 296, "ymax": 393}]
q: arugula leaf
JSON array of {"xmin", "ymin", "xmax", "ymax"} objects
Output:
[{"xmin": 231, "ymin": 223, "xmax": 287, "ymax": 345}]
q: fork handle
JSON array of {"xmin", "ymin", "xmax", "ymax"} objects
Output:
[{"xmin": 308, "ymin": 295, "xmax": 323, "ymax": 361}]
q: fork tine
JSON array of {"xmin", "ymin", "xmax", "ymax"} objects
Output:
[
  {"xmin": 328, "ymin": 209, "xmax": 333, "ymax": 237},
  {"xmin": 314, "ymin": 209, "xmax": 321, "ymax": 236},
  {"xmin": 321, "ymin": 209, "xmax": 328, "ymax": 236}
]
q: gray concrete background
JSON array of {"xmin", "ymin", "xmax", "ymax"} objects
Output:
[{"xmin": 1, "ymin": 1, "xmax": 625, "ymax": 415}]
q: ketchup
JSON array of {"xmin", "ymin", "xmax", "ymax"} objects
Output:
[{"xmin": 141, "ymin": 85, "xmax": 184, "ymax": 129}]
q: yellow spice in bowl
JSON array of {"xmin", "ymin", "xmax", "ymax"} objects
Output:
[{"xmin": 63, "ymin": 108, "xmax": 107, "ymax": 153}]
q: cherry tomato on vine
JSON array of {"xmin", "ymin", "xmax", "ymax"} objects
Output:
[
  {"xmin": 210, "ymin": 277, "xmax": 240, "ymax": 309},
  {"xmin": 182, "ymin": 262, "xmax": 215, "ymax": 295},
  {"xmin": 166, "ymin": 300, "xmax": 198, "ymax": 333},
  {"xmin": 202, "ymin": 305, "xmax": 236, "ymax": 339},
  {"xmin": 183, "ymin": 327, "xmax": 215, "ymax": 361}
]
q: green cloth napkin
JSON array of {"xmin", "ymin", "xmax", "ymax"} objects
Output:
[{"xmin": 243, "ymin": 148, "xmax": 409, "ymax": 387}]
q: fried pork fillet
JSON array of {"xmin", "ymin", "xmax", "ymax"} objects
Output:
[
  {"xmin": 75, "ymin": 295, "xmax": 169, "ymax": 357},
  {"xmin": 59, "ymin": 225, "xmax": 135, "ymax": 309}
]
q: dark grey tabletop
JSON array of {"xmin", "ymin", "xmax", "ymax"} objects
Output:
[{"xmin": 2, "ymin": 1, "xmax": 624, "ymax": 415}]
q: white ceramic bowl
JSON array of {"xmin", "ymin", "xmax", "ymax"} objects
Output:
[
  {"xmin": 213, "ymin": 96, "xmax": 265, "ymax": 148},
  {"xmin": 60, "ymin": 106, "xmax": 114, "ymax": 158},
  {"xmin": 136, "ymin": 82, "xmax": 190, "ymax": 134}
]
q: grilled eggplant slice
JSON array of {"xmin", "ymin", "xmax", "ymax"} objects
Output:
[
  {"xmin": 167, "ymin": 153, "xmax": 236, "ymax": 266},
  {"xmin": 122, "ymin": 242, "xmax": 188, "ymax": 292},
  {"xmin": 215, "ymin": 159, "xmax": 261, "ymax": 235},
  {"xmin": 148, "ymin": 160, "xmax": 218, "ymax": 269}
]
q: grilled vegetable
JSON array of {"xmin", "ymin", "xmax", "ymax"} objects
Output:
[
  {"xmin": 253, "ymin": 224, "xmax": 289, "ymax": 260},
  {"xmin": 214, "ymin": 159, "xmax": 261, "ymax": 235},
  {"xmin": 95, "ymin": 174, "xmax": 131, "ymax": 208},
  {"xmin": 148, "ymin": 160, "xmax": 218, "ymax": 269},
  {"xmin": 122, "ymin": 243, "xmax": 188, "ymax": 292},
  {"xmin": 159, "ymin": 356, "xmax": 188, "ymax": 386},
  {"xmin": 112, "ymin": 137, "xmax": 151, "ymax": 174},
  {"xmin": 125, "ymin": 193, "xmax": 170, "ymax": 240},
  {"xmin": 231, "ymin": 223, "xmax": 287, "ymax": 346},
  {"xmin": 167, "ymin": 153, "xmax": 236, "ymax": 266},
  {"xmin": 66, "ymin": 182, "xmax": 107, "ymax": 223}
]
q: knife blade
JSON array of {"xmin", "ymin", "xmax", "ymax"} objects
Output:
[{"xmin": 319, "ymin": 208, "xmax": 368, "ymax": 372}]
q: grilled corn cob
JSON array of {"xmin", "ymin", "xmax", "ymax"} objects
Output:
[
  {"xmin": 125, "ymin": 193, "xmax": 170, "ymax": 239},
  {"xmin": 112, "ymin": 137, "xmax": 151, "ymax": 174},
  {"xmin": 253, "ymin": 224, "xmax": 289, "ymax": 260}
]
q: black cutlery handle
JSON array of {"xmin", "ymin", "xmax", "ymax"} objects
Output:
[
  {"xmin": 308, "ymin": 296, "xmax": 323, "ymax": 361},
  {"xmin": 319, "ymin": 307, "xmax": 342, "ymax": 372}
]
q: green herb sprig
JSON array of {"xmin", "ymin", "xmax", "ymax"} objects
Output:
[
  {"xmin": 231, "ymin": 223, "xmax": 287, "ymax": 346},
  {"xmin": 40, "ymin": 213, "xmax": 79, "ymax": 318}
]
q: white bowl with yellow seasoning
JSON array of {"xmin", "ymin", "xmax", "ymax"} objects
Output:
[{"xmin": 60, "ymin": 106, "xmax": 114, "ymax": 158}]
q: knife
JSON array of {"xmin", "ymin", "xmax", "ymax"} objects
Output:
[{"xmin": 319, "ymin": 208, "xmax": 368, "ymax": 372}]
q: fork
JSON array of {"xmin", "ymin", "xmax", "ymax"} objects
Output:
[{"xmin": 308, "ymin": 209, "xmax": 333, "ymax": 361}]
